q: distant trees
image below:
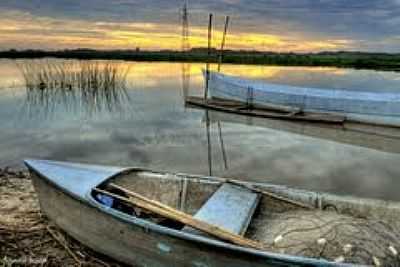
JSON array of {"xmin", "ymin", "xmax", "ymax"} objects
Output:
[{"xmin": 0, "ymin": 49, "xmax": 399, "ymax": 71}]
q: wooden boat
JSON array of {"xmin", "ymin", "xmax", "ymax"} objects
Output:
[
  {"xmin": 186, "ymin": 96, "xmax": 346, "ymax": 124},
  {"xmin": 25, "ymin": 159, "xmax": 400, "ymax": 266},
  {"xmin": 189, "ymin": 71, "xmax": 400, "ymax": 127}
]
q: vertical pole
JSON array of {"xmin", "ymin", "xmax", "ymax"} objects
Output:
[
  {"xmin": 204, "ymin": 13, "xmax": 213, "ymax": 100},
  {"xmin": 208, "ymin": 13, "xmax": 213, "ymax": 56},
  {"xmin": 216, "ymin": 15, "xmax": 230, "ymax": 170},
  {"xmin": 218, "ymin": 16, "xmax": 230, "ymax": 72}
]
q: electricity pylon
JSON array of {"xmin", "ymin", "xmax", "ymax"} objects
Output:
[{"xmin": 181, "ymin": 0, "xmax": 190, "ymax": 101}]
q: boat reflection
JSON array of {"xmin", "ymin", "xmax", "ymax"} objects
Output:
[{"xmin": 203, "ymin": 109, "xmax": 400, "ymax": 156}]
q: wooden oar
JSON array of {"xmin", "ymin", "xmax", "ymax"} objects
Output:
[{"xmin": 93, "ymin": 185, "xmax": 268, "ymax": 251}]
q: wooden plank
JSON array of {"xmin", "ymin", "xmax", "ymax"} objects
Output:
[
  {"xmin": 212, "ymin": 97, "xmax": 301, "ymax": 113},
  {"xmin": 94, "ymin": 185, "xmax": 268, "ymax": 251},
  {"xmin": 183, "ymin": 183, "xmax": 260, "ymax": 236},
  {"xmin": 185, "ymin": 96, "xmax": 345, "ymax": 123},
  {"xmin": 188, "ymin": 96, "xmax": 298, "ymax": 113},
  {"xmin": 223, "ymin": 180, "xmax": 315, "ymax": 210}
]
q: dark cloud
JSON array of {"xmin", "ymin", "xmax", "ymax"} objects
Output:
[
  {"xmin": 0, "ymin": 0, "xmax": 181, "ymax": 22},
  {"xmin": 1, "ymin": 0, "xmax": 400, "ymax": 51}
]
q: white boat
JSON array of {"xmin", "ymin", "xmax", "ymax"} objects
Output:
[{"xmin": 205, "ymin": 71, "xmax": 400, "ymax": 127}]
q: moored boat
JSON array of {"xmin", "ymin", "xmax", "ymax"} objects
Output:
[
  {"xmin": 25, "ymin": 159, "xmax": 400, "ymax": 266},
  {"xmin": 201, "ymin": 71, "xmax": 400, "ymax": 127}
]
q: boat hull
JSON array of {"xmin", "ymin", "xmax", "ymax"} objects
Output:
[
  {"xmin": 31, "ymin": 169, "xmax": 335, "ymax": 267},
  {"xmin": 207, "ymin": 71, "xmax": 400, "ymax": 127}
]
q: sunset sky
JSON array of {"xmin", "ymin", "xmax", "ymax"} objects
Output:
[{"xmin": 1, "ymin": 0, "xmax": 400, "ymax": 52}]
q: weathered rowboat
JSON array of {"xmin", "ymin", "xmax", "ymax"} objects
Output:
[
  {"xmin": 25, "ymin": 159, "xmax": 400, "ymax": 266},
  {"xmin": 196, "ymin": 71, "xmax": 400, "ymax": 127}
]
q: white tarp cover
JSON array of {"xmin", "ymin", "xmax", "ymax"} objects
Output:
[{"xmin": 207, "ymin": 71, "xmax": 400, "ymax": 117}]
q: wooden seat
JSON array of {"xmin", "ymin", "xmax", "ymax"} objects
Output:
[{"xmin": 183, "ymin": 183, "xmax": 260, "ymax": 236}]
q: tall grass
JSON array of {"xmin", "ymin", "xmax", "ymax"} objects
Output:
[{"xmin": 17, "ymin": 60, "xmax": 131, "ymax": 117}]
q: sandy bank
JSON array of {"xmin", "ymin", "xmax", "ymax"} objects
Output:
[{"xmin": 0, "ymin": 168, "xmax": 125, "ymax": 266}]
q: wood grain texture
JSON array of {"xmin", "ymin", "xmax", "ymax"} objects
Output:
[
  {"xmin": 99, "ymin": 184, "xmax": 266, "ymax": 250},
  {"xmin": 185, "ymin": 96, "xmax": 345, "ymax": 123},
  {"xmin": 32, "ymin": 173, "xmax": 322, "ymax": 267}
]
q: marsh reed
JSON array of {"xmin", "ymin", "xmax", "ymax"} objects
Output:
[{"xmin": 17, "ymin": 60, "xmax": 131, "ymax": 117}]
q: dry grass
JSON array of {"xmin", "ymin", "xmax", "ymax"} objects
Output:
[{"xmin": 0, "ymin": 169, "xmax": 126, "ymax": 267}]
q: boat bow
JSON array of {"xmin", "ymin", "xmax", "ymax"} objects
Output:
[{"xmin": 24, "ymin": 159, "xmax": 128, "ymax": 201}]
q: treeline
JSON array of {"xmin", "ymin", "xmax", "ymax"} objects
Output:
[{"xmin": 1, "ymin": 48, "xmax": 400, "ymax": 71}]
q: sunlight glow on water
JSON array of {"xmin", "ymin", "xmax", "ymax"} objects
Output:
[{"xmin": 1, "ymin": 59, "xmax": 400, "ymax": 201}]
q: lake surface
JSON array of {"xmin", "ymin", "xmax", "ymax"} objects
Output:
[{"xmin": 1, "ymin": 59, "xmax": 400, "ymax": 201}]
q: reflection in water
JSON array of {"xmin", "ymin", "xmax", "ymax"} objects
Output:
[
  {"xmin": 18, "ymin": 60, "xmax": 132, "ymax": 118},
  {"xmin": 199, "ymin": 109, "xmax": 400, "ymax": 201},
  {"xmin": 1, "ymin": 60, "xmax": 400, "ymax": 200},
  {"xmin": 204, "ymin": 110, "xmax": 230, "ymax": 175},
  {"xmin": 204, "ymin": 110, "xmax": 400, "ymax": 155},
  {"xmin": 217, "ymin": 121, "xmax": 228, "ymax": 170},
  {"xmin": 205, "ymin": 111, "xmax": 212, "ymax": 176},
  {"xmin": 181, "ymin": 62, "xmax": 191, "ymax": 102}
]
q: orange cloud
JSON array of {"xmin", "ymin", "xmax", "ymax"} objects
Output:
[{"xmin": 0, "ymin": 10, "xmax": 354, "ymax": 52}]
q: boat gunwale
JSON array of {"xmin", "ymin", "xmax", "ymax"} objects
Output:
[{"xmin": 26, "ymin": 160, "xmax": 367, "ymax": 266}]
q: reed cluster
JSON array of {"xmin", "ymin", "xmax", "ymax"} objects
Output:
[{"xmin": 17, "ymin": 60, "xmax": 131, "ymax": 117}]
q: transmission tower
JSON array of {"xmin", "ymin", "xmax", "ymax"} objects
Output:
[
  {"xmin": 181, "ymin": 0, "xmax": 190, "ymax": 52},
  {"xmin": 181, "ymin": 0, "xmax": 191, "ymax": 100}
]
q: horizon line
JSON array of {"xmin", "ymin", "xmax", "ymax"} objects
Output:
[{"xmin": 1, "ymin": 48, "xmax": 398, "ymax": 55}]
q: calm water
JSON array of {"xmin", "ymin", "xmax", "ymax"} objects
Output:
[{"xmin": 1, "ymin": 59, "xmax": 400, "ymax": 201}]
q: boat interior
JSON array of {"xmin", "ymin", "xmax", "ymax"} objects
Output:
[{"xmin": 91, "ymin": 169, "xmax": 400, "ymax": 265}]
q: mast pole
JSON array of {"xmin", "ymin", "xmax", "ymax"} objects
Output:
[{"xmin": 204, "ymin": 13, "xmax": 213, "ymax": 100}]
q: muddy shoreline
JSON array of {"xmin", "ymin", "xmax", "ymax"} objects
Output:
[{"xmin": 0, "ymin": 167, "xmax": 126, "ymax": 266}]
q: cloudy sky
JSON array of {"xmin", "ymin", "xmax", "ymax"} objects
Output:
[{"xmin": 1, "ymin": 0, "xmax": 400, "ymax": 52}]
